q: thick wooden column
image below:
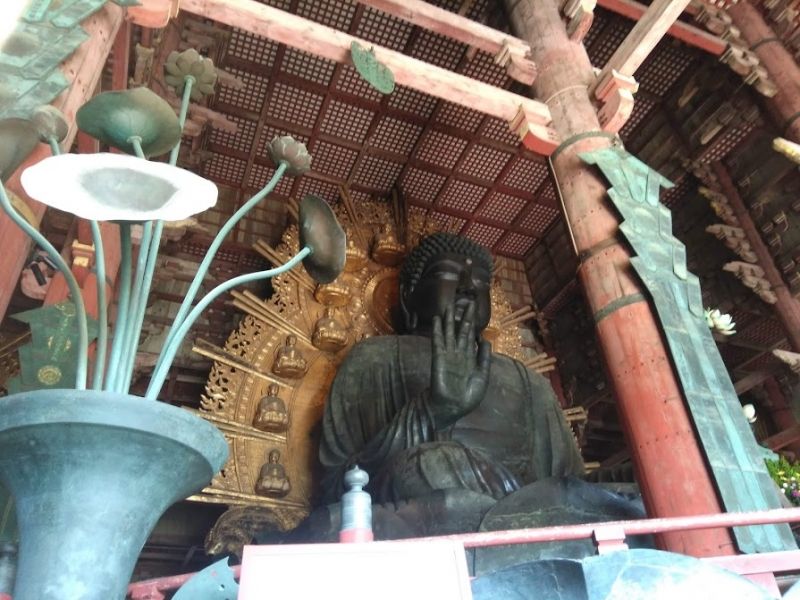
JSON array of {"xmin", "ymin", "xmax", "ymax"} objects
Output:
[
  {"xmin": 727, "ymin": 1, "xmax": 800, "ymax": 142},
  {"xmin": 505, "ymin": 0, "xmax": 734, "ymax": 556}
]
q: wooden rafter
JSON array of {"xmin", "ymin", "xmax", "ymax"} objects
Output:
[
  {"xmin": 595, "ymin": 0, "xmax": 693, "ymax": 87},
  {"xmin": 180, "ymin": 0, "xmax": 553, "ymax": 129},
  {"xmin": 353, "ymin": 0, "xmax": 537, "ymax": 84}
]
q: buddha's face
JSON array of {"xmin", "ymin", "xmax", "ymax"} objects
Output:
[{"xmin": 405, "ymin": 252, "xmax": 491, "ymax": 334}]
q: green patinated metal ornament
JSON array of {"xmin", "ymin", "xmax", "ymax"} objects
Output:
[
  {"xmin": 31, "ymin": 105, "xmax": 68, "ymax": 143},
  {"xmin": 580, "ymin": 146, "xmax": 796, "ymax": 554},
  {"xmin": 76, "ymin": 87, "xmax": 181, "ymax": 157},
  {"xmin": 298, "ymin": 194, "xmax": 346, "ymax": 284},
  {"xmin": 6, "ymin": 301, "xmax": 98, "ymax": 395},
  {"xmin": 165, "ymin": 48, "xmax": 217, "ymax": 101},
  {"xmin": 350, "ymin": 41, "xmax": 395, "ymax": 95},
  {"xmin": 267, "ymin": 135, "xmax": 311, "ymax": 176},
  {"xmin": 0, "ymin": 119, "xmax": 39, "ymax": 183}
]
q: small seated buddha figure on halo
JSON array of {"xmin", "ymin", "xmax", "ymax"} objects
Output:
[
  {"xmin": 312, "ymin": 307, "xmax": 348, "ymax": 353},
  {"xmin": 254, "ymin": 449, "xmax": 291, "ymax": 498},
  {"xmin": 272, "ymin": 334, "xmax": 307, "ymax": 379},
  {"xmin": 371, "ymin": 223, "xmax": 405, "ymax": 266},
  {"xmin": 252, "ymin": 383, "xmax": 289, "ymax": 433},
  {"xmin": 344, "ymin": 236, "xmax": 368, "ymax": 273}
]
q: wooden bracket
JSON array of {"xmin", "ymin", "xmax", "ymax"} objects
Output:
[
  {"xmin": 493, "ymin": 40, "xmax": 537, "ymax": 85},
  {"xmin": 127, "ymin": 0, "xmax": 180, "ymax": 28},
  {"xmin": 593, "ymin": 69, "xmax": 638, "ymax": 133},
  {"xmin": 562, "ymin": 0, "xmax": 596, "ymax": 43},
  {"xmin": 510, "ymin": 106, "xmax": 561, "ymax": 156}
]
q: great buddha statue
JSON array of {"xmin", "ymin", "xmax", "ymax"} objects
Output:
[
  {"xmin": 319, "ymin": 232, "xmax": 583, "ymax": 503},
  {"xmin": 291, "ymin": 233, "xmax": 645, "ymax": 562}
]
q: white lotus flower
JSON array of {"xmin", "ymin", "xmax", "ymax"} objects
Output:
[
  {"xmin": 704, "ymin": 308, "xmax": 736, "ymax": 336},
  {"xmin": 20, "ymin": 153, "xmax": 217, "ymax": 222}
]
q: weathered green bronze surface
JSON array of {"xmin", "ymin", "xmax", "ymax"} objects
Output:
[
  {"xmin": 165, "ymin": 48, "xmax": 217, "ymax": 101},
  {"xmin": 2, "ymin": 2, "xmax": 109, "ymax": 124},
  {"xmin": 580, "ymin": 146, "xmax": 795, "ymax": 553},
  {"xmin": 5, "ymin": 302, "xmax": 97, "ymax": 394},
  {"xmin": 350, "ymin": 41, "xmax": 395, "ymax": 95},
  {"xmin": 76, "ymin": 87, "xmax": 182, "ymax": 157},
  {"xmin": 0, "ymin": 119, "xmax": 39, "ymax": 182}
]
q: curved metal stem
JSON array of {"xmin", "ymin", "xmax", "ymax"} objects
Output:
[
  {"xmin": 104, "ymin": 223, "xmax": 132, "ymax": 391},
  {"xmin": 129, "ymin": 137, "xmax": 146, "ymax": 159},
  {"xmin": 154, "ymin": 161, "xmax": 289, "ymax": 374},
  {"xmin": 89, "ymin": 220, "xmax": 108, "ymax": 390},
  {"xmin": 145, "ymin": 246, "xmax": 311, "ymax": 400},
  {"xmin": 116, "ymin": 221, "xmax": 152, "ymax": 392},
  {"xmin": 0, "ymin": 182, "xmax": 89, "ymax": 389},
  {"xmin": 168, "ymin": 75, "xmax": 195, "ymax": 166},
  {"xmin": 122, "ymin": 219, "xmax": 163, "ymax": 392}
]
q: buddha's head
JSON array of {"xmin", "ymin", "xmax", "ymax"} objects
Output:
[
  {"xmin": 399, "ymin": 232, "xmax": 493, "ymax": 335},
  {"xmin": 268, "ymin": 449, "xmax": 281, "ymax": 463}
]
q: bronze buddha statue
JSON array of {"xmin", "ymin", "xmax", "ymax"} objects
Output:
[
  {"xmin": 254, "ymin": 449, "xmax": 291, "ymax": 498},
  {"xmin": 272, "ymin": 335, "xmax": 307, "ymax": 379},
  {"xmin": 312, "ymin": 307, "xmax": 348, "ymax": 353},
  {"xmin": 252, "ymin": 384, "xmax": 289, "ymax": 433},
  {"xmin": 319, "ymin": 232, "xmax": 583, "ymax": 504},
  {"xmin": 371, "ymin": 223, "xmax": 405, "ymax": 266}
]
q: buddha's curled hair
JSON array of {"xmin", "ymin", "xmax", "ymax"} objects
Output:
[{"xmin": 400, "ymin": 232, "xmax": 494, "ymax": 294}]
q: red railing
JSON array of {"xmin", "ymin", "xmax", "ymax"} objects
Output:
[{"xmin": 127, "ymin": 507, "xmax": 800, "ymax": 599}]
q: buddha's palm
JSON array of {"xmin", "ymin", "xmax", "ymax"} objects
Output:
[{"xmin": 430, "ymin": 302, "xmax": 491, "ymax": 430}]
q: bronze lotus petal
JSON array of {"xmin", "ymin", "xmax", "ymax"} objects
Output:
[
  {"xmin": 31, "ymin": 106, "xmax": 69, "ymax": 143},
  {"xmin": 299, "ymin": 194, "xmax": 346, "ymax": 284},
  {"xmin": 164, "ymin": 48, "xmax": 217, "ymax": 101},
  {"xmin": 76, "ymin": 87, "xmax": 181, "ymax": 158},
  {"xmin": 0, "ymin": 118, "xmax": 39, "ymax": 183},
  {"xmin": 267, "ymin": 135, "xmax": 311, "ymax": 176}
]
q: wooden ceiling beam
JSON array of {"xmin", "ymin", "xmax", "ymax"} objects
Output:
[
  {"xmin": 353, "ymin": 0, "xmax": 536, "ymax": 84},
  {"xmin": 595, "ymin": 0, "xmax": 726, "ymax": 57},
  {"xmin": 594, "ymin": 0, "xmax": 693, "ymax": 88},
  {"xmin": 180, "ymin": 0, "xmax": 553, "ymax": 127}
]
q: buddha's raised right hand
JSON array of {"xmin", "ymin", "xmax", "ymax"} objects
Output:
[{"xmin": 430, "ymin": 301, "xmax": 491, "ymax": 430}]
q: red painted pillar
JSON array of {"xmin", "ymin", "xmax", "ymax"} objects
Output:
[
  {"xmin": 727, "ymin": 1, "xmax": 800, "ymax": 142},
  {"xmin": 505, "ymin": 0, "xmax": 735, "ymax": 556}
]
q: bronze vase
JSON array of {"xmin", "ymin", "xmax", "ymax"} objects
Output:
[{"xmin": 0, "ymin": 389, "xmax": 228, "ymax": 600}]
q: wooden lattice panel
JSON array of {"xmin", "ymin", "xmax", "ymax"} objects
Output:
[
  {"xmin": 520, "ymin": 203, "xmax": 560, "ymax": 236},
  {"xmin": 416, "ymin": 130, "xmax": 469, "ymax": 169},
  {"xmin": 496, "ymin": 232, "xmax": 538, "ymax": 256},
  {"xmin": 438, "ymin": 179, "xmax": 487, "ymax": 213},
  {"xmin": 459, "ymin": 144, "xmax": 514, "ymax": 183},
  {"xmin": 281, "ymin": 47, "xmax": 336, "ymax": 85},
  {"xmin": 355, "ymin": 6, "xmax": 415, "ymax": 51},
  {"xmin": 370, "ymin": 117, "xmax": 424, "ymax": 155},
  {"xmin": 477, "ymin": 192, "xmax": 529, "ymax": 225},
  {"xmin": 401, "ymin": 167, "xmax": 447, "ymax": 205}
]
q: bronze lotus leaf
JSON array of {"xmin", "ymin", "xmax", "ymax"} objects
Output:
[
  {"xmin": 76, "ymin": 87, "xmax": 181, "ymax": 158},
  {"xmin": 31, "ymin": 106, "xmax": 69, "ymax": 143},
  {"xmin": 0, "ymin": 118, "xmax": 39, "ymax": 183},
  {"xmin": 299, "ymin": 194, "xmax": 346, "ymax": 284},
  {"xmin": 267, "ymin": 135, "xmax": 311, "ymax": 176},
  {"xmin": 164, "ymin": 48, "xmax": 217, "ymax": 101}
]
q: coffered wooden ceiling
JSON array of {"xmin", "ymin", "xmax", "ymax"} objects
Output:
[{"xmin": 154, "ymin": 0, "xmax": 705, "ymax": 259}]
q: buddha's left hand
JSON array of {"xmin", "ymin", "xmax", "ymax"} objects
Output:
[{"xmin": 430, "ymin": 301, "xmax": 491, "ymax": 430}]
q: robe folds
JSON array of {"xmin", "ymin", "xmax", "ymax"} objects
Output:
[{"xmin": 319, "ymin": 335, "xmax": 584, "ymax": 503}]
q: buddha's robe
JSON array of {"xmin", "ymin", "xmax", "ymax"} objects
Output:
[{"xmin": 319, "ymin": 335, "xmax": 584, "ymax": 503}]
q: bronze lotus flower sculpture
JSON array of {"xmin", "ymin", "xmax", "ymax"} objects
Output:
[
  {"xmin": 165, "ymin": 48, "xmax": 217, "ymax": 101},
  {"xmin": 268, "ymin": 135, "xmax": 311, "ymax": 176},
  {"xmin": 76, "ymin": 87, "xmax": 182, "ymax": 157},
  {"xmin": 21, "ymin": 152, "xmax": 218, "ymax": 222}
]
